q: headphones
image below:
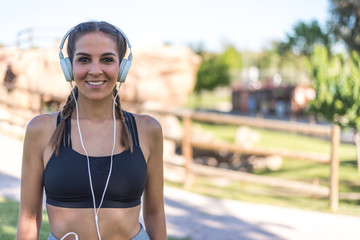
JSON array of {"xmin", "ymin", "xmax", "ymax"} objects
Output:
[{"xmin": 58, "ymin": 24, "xmax": 133, "ymax": 83}]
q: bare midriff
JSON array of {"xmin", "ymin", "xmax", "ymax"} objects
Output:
[{"xmin": 46, "ymin": 204, "xmax": 141, "ymax": 240}]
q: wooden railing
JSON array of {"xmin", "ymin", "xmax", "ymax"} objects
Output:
[
  {"xmin": 0, "ymin": 100, "xmax": 344, "ymax": 212},
  {"xmin": 136, "ymin": 107, "xmax": 341, "ymax": 212}
]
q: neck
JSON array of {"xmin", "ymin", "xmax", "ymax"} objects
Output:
[{"xmin": 74, "ymin": 94, "xmax": 118, "ymax": 121}]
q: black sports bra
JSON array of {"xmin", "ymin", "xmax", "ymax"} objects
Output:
[{"xmin": 43, "ymin": 111, "xmax": 147, "ymax": 208}]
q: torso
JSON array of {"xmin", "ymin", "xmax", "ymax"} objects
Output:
[
  {"xmin": 46, "ymin": 205, "xmax": 141, "ymax": 240},
  {"xmin": 40, "ymin": 111, "xmax": 152, "ymax": 240}
]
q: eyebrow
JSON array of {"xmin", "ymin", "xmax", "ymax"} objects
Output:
[{"xmin": 75, "ymin": 52, "xmax": 118, "ymax": 57}]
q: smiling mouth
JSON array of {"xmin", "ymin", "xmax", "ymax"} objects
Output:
[{"xmin": 86, "ymin": 81, "xmax": 106, "ymax": 86}]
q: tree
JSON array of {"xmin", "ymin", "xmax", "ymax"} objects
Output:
[
  {"xmin": 329, "ymin": 0, "xmax": 360, "ymax": 52},
  {"xmin": 194, "ymin": 54, "xmax": 231, "ymax": 94},
  {"xmin": 277, "ymin": 20, "xmax": 331, "ymax": 57},
  {"xmin": 220, "ymin": 45, "xmax": 242, "ymax": 82},
  {"xmin": 221, "ymin": 45, "xmax": 242, "ymax": 70},
  {"xmin": 308, "ymin": 45, "xmax": 360, "ymax": 170}
]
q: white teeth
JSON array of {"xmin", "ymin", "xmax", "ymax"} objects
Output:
[{"xmin": 87, "ymin": 81, "xmax": 105, "ymax": 86}]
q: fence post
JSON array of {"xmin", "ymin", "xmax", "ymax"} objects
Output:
[
  {"xmin": 182, "ymin": 112, "xmax": 193, "ymax": 188},
  {"xmin": 329, "ymin": 124, "xmax": 340, "ymax": 212}
]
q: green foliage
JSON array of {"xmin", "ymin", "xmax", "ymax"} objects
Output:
[
  {"xmin": 221, "ymin": 45, "xmax": 242, "ymax": 82},
  {"xmin": 307, "ymin": 45, "xmax": 341, "ymax": 121},
  {"xmin": 220, "ymin": 45, "xmax": 242, "ymax": 70},
  {"xmin": 329, "ymin": 0, "xmax": 360, "ymax": 52},
  {"xmin": 193, "ymin": 44, "xmax": 241, "ymax": 94},
  {"xmin": 308, "ymin": 45, "xmax": 360, "ymax": 130},
  {"xmin": 277, "ymin": 20, "xmax": 331, "ymax": 57},
  {"xmin": 194, "ymin": 54, "xmax": 231, "ymax": 94}
]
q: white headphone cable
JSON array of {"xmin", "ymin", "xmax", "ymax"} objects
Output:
[
  {"xmin": 59, "ymin": 81, "xmax": 121, "ymax": 240},
  {"xmin": 60, "ymin": 232, "xmax": 78, "ymax": 240}
]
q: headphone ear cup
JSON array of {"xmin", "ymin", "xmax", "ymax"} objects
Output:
[
  {"xmin": 60, "ymin": 57, "xmax": 73, "ymax": 82},
  {"xmin": 118, "ymin": 59, "xmax": 132, "ymax": 83}
]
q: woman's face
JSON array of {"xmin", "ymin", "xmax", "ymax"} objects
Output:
[{"xmin": 72, "ymin": 31, "xmax": 119, "ymax": 101}]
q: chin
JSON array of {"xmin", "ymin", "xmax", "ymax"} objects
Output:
[{"xmin": 84, "ymin": 93, "xmax": 113, "ymax": 101}]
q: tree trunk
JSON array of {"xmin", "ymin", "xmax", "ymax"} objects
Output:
[{"xmin": 353, "ymin": 131, "xmax": 360, "ymax": 172}]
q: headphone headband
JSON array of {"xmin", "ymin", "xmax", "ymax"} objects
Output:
[{"xmin": 59, "ymin": 23, "xmax": 133, "ymax": 83}]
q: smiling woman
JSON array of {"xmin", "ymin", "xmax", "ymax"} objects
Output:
[
  {"xmin": 16, "ymin": 21, "xmax": 167, "ymax": 240},
  {"xmin": 72, "ymin": 31, "xmax": 120, "ymax": 100}
]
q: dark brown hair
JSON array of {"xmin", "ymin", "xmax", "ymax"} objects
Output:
[{"xmin": 50, "ymin": 21, "xmax": 132, "ymax": 154}]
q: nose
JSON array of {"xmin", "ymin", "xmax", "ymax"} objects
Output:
[{"xmin": 88, "ymin": 61, "xmax": 103, "ymax": 76}]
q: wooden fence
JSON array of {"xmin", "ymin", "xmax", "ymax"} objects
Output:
[
  {"xmin": 138, "ymin": 108, "xmax": 342, "ymax": 212},
  {"xmin": 0, "ymin": 98, "xmax": 347, "ymax": 211}
]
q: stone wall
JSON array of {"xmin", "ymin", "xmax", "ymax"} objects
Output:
[{"xmin": 120, "ymin": 44, "xmax": 201, "ymax": 106}]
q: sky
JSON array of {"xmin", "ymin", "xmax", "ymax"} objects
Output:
[{"xmin": 0, "ymin": 0, "xmax": 330, "ymax": 52}]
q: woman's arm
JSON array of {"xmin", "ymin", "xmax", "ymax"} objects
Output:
[
  {"xmin": 16, "ymin": 115, "xmax": 52, "ymax": 240},
  {"xmin": 139, "ymin": 115, "xmax": 167, "ymax": 239}
]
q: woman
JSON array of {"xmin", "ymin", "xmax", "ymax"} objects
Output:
[{"xmin": 16, "ymin": 21, "xmax": 167, "ymax": 240}]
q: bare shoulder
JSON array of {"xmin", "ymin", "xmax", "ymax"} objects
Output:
[
  {"xmin": 132, "ymin": 113, "xmax": 163, "ymax": 163},
  {"xmin": 22, "ymin": 112, "xmax": 59, "ymax": 163},
  {"xmin": 25, "ymin": 112, "xmax": 59, "ymax": 141},
  {"xmin": 133, "ymin": 113, "xmax": 162, "ymax": 136}
]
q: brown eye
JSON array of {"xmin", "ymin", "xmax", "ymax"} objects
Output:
[
  {"xmin": 102, "ymin": 57, "xmax": 114, "ymax": 63},
  {"xmin": 77, "ymin": 57, "xmax": 89, "ymax": 63}
]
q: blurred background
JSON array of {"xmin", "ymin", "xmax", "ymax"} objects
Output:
[
  {"xmin": 1, "ymin": 0, "xmax": 360, "ymax": 239},
  {"xmin": 0, "ymin": 0, "xmax": 334, "ymax": 133}
]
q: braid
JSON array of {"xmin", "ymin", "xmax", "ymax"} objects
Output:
[
  {"xmin": 50, "ymin": 86, "xmax": 78, "ymax": 154},
  {"xmin": 113, "ymin": 87, "xmax": 133, "ymax": 152}
]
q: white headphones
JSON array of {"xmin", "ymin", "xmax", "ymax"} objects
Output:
[{"xmin": 58, "ymin": 24, "xmax": 133, "ymax": 83}]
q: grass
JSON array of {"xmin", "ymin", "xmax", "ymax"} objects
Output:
[
  {"xmin": 195, "ymin": 121, "xmax": 360, "ymax": 180},
  {"xmin": 0, "ymin": 197, "xmax": 18, "ymax": 240},
  {"xmin": 0, "ymin": 197, "xmax": 51, "ymax": 240},
  {"xmin": 166, "ymin": 177, "xmax": 360, "ymax": 216},
  {"xmin": 185, "ymin": 91, "xmax": 231, "ymax": 110}
]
